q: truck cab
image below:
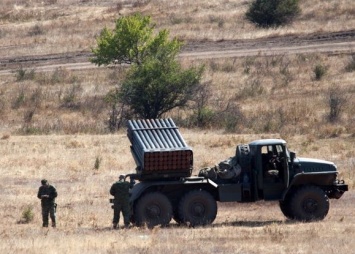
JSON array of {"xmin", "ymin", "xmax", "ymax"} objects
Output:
[
  {"xmin": 249, "ymin": 139, "xmax": 290, "ymax": 201},
  {"xmin": 233, "ymin": 139, "xmax": 347, "ymax": 202}
]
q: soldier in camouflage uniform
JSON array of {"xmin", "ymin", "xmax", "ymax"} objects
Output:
[
  {"xmin": 217, "ymin": 156, "xmax": 242, "ymax": 179},
  {"xmin": 199, "ymin": 156, "xmax": 241, "ymax": 182},
  {"xmin": 110, "ymin": 175, "xmax": 131, "ymax": 229},
  {"xmin": 37, "ymin": 179, "xmax": 57, "ymax": 227}
]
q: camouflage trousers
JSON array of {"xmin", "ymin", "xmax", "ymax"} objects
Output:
[
  {"xmin": 113, "ymin": 201, "xmax": 130, "ymax": 227},
  {"xmin": 42, "ymin": 204, "xmax": 56, "ymax": 227}
]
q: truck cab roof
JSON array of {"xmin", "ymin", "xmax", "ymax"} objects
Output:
[{"xmin": 249, "ymin": 139, "xmax": 287, "ymax": 146}]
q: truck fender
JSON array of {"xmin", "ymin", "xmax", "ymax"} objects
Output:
[
  {"xmin": 281, "ymin": 171, "xmax": 338, "ymax": 200},
  {"xmin": 290, "ymin": 172, "xmax": 337, "ymax": 186},
  {"xmin": 130, "ymin": 182, "xmax": 155, "ymax": 204}
]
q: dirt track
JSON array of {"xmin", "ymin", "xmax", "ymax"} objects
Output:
[{"xmin": 0, "ymin": 29, "xmax": 354, "ymax": 75}]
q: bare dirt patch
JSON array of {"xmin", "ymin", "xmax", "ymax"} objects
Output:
[{"xmin": 1, "ymin": 29, "xmax": 355, "ymax": 74}]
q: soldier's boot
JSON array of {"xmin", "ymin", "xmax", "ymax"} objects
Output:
[
  {"xmin": 43, "ymin": 219, "xmax": 49, "ymax": 227},
  {"xmin": 112, "ymin": 223, "xmax": 118, "ymax": 229},
  {"xmin": 42, "ymin": 215, "xmax": 48, "ymax": 227},
  {"xmin": 51, "ymin": 217, "xmax": 56, "ymax": 228}
]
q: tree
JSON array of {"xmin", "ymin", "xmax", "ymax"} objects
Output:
[
  {"xmin": 246, "ymin": 0, "xmax": 300, "ymax": 28},
  {"xmin": 91, "ymin": 14, "xmax": 204, "ymax": 122},
  {"xmin": 119, "ymin": 56, "xmax": 204, "ymax": 119},
  {"xmin": 91, "ymin": 13, "xmax": 182, "ymax": 66}
]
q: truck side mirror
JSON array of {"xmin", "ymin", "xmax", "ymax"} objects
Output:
[{"xmin": 290, "ymin": 152, "xmax": 296, "ymax": 163}]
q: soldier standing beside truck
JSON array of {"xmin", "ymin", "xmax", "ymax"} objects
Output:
[
  {"xmin": 110, "ymin": 175, "xmax": 131, "ymax": 229},
  {"xmin": 37, "ymin": 179, "xmax": 57, "ymax": 228}
]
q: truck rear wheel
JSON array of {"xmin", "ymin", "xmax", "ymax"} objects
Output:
[
  {"xmin": 290, "ymin": 185, "xmax": 329, "ymax": 222},
  {"xmin": 178, "ymin": 190, "xmax": 217, "ymax": 227},
  {"xmin": 134, "ymin": 192, "xmax": 173, "ymax": 228},
  {"xmin": 173, "ymin": 211, "xmax": 183, "ymax": 224}
]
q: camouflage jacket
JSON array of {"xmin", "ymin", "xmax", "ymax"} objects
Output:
[
  {"xmin": 110, "ymin": 180, "xmax": 130, "ymax": 202},
  {"xmin": 37, "ymin": 185, "xmax": 57, "ymax": 206}
]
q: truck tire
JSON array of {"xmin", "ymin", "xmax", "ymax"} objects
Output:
[
  {"xmin": 290, "ymin": 185, "xmax": 329, "ymax": 222},
  {"xmin": 178, "ymin": 190, "xmax": 217, "ymax": 227},
  {"xmin": 279, "ymin": 190, "xmax": 295, "ymax": 220},
  {"xmin": 173, "ymin": 200, "xmax": 183, "ymax": 224},
  {"xmin": 173, "ymin": 211, "xmax": 183, "ymax": 224},
  {"xmin": 134, "ymin": 192, "xmax": 173, "ymax": 228},
  {"xmin": 279, "ymin": 199, "xmax": 294, "ymax": 220}
]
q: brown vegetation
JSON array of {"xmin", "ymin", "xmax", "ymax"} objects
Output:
[
  {"xmin": 0, "ymin": 53, "xmax": 354, "ymax": 137},
  {"xmin": 0, "ymin": 0, "xmax": 354, "ymax": 253}
]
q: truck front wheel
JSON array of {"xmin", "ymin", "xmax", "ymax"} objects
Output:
[
  {"xmin": 134, "ymin": 192, "xmax": 173, "ymax": 228},
  {"xmin": 178, "ymin": 190, "xmax": 217, "ymax": 227},
  {"xmin": 279, "ymin": 198, "xmax": 294, "ymax": 220},
  {"xmin": 279, "ymin": 189, "xmax": 295, "ymax": 220},
  {"xmin": 290, "ymin": 185, "xmax": 329, "ymax": 222}
]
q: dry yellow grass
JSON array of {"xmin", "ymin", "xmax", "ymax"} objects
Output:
[
  {"xmin": 0, "ymin": 0, "xmax": 354, "ymax": 57},
  {"xmin": 0, "ymin": 132, "xmax": 354, "ymax": 253},
  {"xmin": 0, "ymin": 1, "xmax": 354, "ymax": 252},
  {"xmin": 0, "ymin": 52, "xmax": 353, "ymax": 136}
]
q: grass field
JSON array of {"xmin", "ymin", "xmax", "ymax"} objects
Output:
[
  {"xmin": 0, "ymin": 133, "xmax": 354, "ymax": 253},
  {"xmin": 0, "ymin": 0, "xmax": 354, "ymax": 253}
]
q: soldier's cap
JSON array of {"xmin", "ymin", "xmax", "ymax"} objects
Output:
[
  {"xmin": 41, "ymin": 179, "xmax": 48, "ymax": 185},
  {"xmin": 119, "ymin": 174, "xmax": 125, "ymax": 180}
]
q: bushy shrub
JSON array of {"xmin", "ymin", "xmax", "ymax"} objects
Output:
[
  {"xmin": 16, "ymin": 68, "xmax": 35, "ymax": 81},
  {"xmin": 18, "ymin": 205, "xmax": 34, "ymax": 224},
  {"xmin": 192, "ymin": 106, "xmax": 216, "ymax": 128},
  {"xmin": 314, "ymin": 63, "xmax": 327, "ymax": 81},
  {"xmin": 327, "ymin": 86, "xmax": 346, "ymax": 123},
  {"xmin": 28, "ymin": 24, "xmax": 44, "ymax": 36},
  {"xmin": 246, "ymin": 0, "xmax": 301, "ymax": 27},
  {"xmin": 94, "ymin": 156, "xmax": 102, "ymax": 170},
  {"xmin": 219, "ymin": 103, "xmax": 245, "ymax": 133},
  {"xmin": 60, "ymin": 84, "xmax": 82, "ymax": 109}
]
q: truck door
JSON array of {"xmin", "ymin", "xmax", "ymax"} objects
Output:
[{"xmin": 261, "ymin": 144, "xmax": 288, "ymax": 200}]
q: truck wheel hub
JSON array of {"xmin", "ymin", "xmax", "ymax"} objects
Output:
[
  {"xmin": 303, "ymin": 198, "xmax": 318, "ymax": 213},
  {"xmin": 147, "ymin": 205, "xmax": 161, "ymax": 217},
  {"xmin": 192, "ymin": 202, "xmax": 205, "ymax": 216}
]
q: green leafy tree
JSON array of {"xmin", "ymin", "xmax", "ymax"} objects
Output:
[
  {"xmin": 91, "ymin": 14, "xmax": 204, "ymax": 122},
  {"xmin": 246, "ymin": 0, "xmax": 300, "ymax": 28},
  {"xmin": 91, "ymin": 14, "xmax": 182, "ymax": 66},
  {"xmin": 119, "ymin": 57, "xmax": 204, "ymax": 119}
]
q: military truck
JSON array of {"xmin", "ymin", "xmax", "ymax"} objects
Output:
[{"xmin": 120, "ymin": 118, "xmax": 348, "ymax": 227}]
